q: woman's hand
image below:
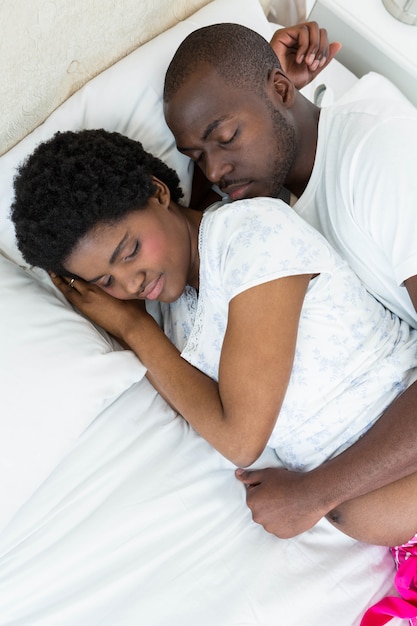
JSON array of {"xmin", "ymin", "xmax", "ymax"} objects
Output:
[
  {"xmin": 50, "ymin": 274, "xmax": 148, "ymax": 343},
  {"xmin": 271, "ymin": 21, "xmax": 342, "ymax": 89}
]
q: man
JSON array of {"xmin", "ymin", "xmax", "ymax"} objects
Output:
[{"xmin": 162, "ymin": 22, "xmax": 417, "ymax": 540}]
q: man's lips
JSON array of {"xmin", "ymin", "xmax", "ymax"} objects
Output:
[
  {"xmin": 140, "ymin": 275, "xmax": 164, "ymax": 300},
  {"xmin": 220, "ymin": 181, "xmax": 253, "ymax": 201}
]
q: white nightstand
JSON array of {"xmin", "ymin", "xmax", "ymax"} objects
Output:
[{"xmin": 309, "ymin": 0, "xmax": 417, "ymax": 107}]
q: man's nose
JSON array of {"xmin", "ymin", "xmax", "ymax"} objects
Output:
[{"xmin": 203, "ymin": 152, "xmax": 233, "ymax": 184}]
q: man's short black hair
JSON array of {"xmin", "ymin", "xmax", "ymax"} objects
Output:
[{"xmin": 164, "ymin": 22, "xmax": 281, "ymax": 103}]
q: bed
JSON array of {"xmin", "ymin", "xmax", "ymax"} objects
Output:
[{"xmin": 0, "ymin": 0, "xmax": 409, "ymax": 624}]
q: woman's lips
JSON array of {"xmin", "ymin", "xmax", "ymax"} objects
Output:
[{"xmin": 141, "ymin": 275, "xmax": 164, "ymax": 300}]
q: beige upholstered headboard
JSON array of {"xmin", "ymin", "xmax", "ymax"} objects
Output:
[{"xmin": 0, "ymin": 0, "xmax": 271, "ymax": 156}]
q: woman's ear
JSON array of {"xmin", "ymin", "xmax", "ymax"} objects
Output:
[
  {"xmin": 268, "ymin": 68, "xmax": 296, "ymax": 108},
  {"xmin": 151, "ymin": 176, "xmax": 171, "ymax": 207}
]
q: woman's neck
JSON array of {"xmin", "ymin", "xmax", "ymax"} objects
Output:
[{"xmin": 175, "ymin": 203, "xmax": 203, "ymax": 290}]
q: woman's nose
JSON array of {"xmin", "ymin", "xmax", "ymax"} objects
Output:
[{"xmin": 120, "ymin": 270, "xmax": 144, "ymax": 298}]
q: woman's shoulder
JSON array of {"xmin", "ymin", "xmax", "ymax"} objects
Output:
[
  {"xmin": 204, "ymin": 196, "xmax": 295, "ymax": 229},
  {"xmin": 205, "ymin": 196, "xmax": 323, "ymax": 243}
]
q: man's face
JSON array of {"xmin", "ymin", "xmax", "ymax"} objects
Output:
[{"xmin": 164, "ymin": 65, "xmax": 297, "ymax": 201}]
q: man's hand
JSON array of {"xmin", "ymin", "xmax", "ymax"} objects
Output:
[
  {"xmin": 235, "ymin": 467, "xmax": 328, "ymax": 538},
  {"xmin": 271, "ymin": 21, "xmax": 342, "ymax": 89}
]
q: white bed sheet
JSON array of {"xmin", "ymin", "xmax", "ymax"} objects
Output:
[{"xmin": 0, "ymin": 379, "xmax": 402, "ymax": 625}]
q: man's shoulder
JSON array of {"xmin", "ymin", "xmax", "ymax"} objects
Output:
[
  {"xmin": 325, "ymin": 97, "xmax": 414, "ymax": 124},
  {"xmin": 323, "ymin": 71, "xmax": 417, "ymax": 126},
  {"xmin": 320, "ymin": 96, "xmax": 417, "ymax": 158},
  {"xmin": 333, "ymin": 72, "xmax": 415, "ymax": 108}
]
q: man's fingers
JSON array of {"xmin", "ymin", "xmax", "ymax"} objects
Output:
[
  {"xmin": 309, "ymin": 41, "xmax": 342, "ymax": 78},
  {"xmin": 235, "ymin": 468, "xmax": 262, "ymax": 487},
  {"xmin": 296, "ymin": 22, "xmax": 321, "ymax": 64},
  {"xmin": 327, "ymin": 41, "xmax": 342, "ymax": 64}
]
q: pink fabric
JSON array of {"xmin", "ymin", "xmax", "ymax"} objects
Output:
[{"xmin": 360, "ymin": 536, "xmax": 417, "ymax": 626}]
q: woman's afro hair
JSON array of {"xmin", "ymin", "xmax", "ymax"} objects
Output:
[{"xmin": 10, "ymin": 128, "xmax": 184, "ymax": 274}]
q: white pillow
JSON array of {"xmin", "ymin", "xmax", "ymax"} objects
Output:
[
  {"xmin": 0, "ymin": 0, "xmax": 274, "ymax": 531},
  {"xmin": 336, "ymin": 69, "xmax": 417, "ymax": 110},
  {"xmin": 0, "ymin": 0, "xmax": 273, "ymax": 266},
  {"xmin": 0, "ymin": 255, "xmax": 146, "ymax": 529}
]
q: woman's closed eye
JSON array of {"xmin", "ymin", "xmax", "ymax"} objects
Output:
[
  {"xmin": 93, "ymin": 242, "xmax": 139, "ymax": 290},
  {"xmin": 98, "ymin": 275, "xmax": 114, "ymax": 289},
  {"xmin": 124, "ymin": 240, "xmax": 139, "ymax": 261}
]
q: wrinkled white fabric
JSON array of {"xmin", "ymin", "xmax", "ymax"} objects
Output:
[{"xmin": 0, "ymin": 379, "xmax": 403, "ymax": 626}]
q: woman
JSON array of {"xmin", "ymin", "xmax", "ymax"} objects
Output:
[
  {"xmin": 11, "ymin": 126, "xmax": 417, "ymax": 528},
  {"xmin": 12, "ymin": 129, "xmax": 417, "ymax": 623}
]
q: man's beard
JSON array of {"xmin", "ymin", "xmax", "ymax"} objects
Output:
[{"xmin": 268, "ymin": 105, "xmax": 297, "ymax": 199}]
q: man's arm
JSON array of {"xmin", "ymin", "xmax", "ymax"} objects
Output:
[
  {"xmin": 236, "ymin": 380, "xmax": 417, "ymax": 539},
  {"xmin": 405, "ymin": 275, "xmax": 417, "ymax": 315}
]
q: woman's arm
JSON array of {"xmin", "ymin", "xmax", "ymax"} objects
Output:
[{"xmin": 51, "ymin": 273, "xmax": 311, "ymax": 466}]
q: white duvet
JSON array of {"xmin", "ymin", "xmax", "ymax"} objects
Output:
[{"xmin": 0, "ymin": 379, "xmax": 401, "ymax": 625}]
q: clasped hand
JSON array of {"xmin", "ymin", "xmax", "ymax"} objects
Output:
[{"xmin": 235, "ymin": 466, "xmax": 328, "ymax": 538}]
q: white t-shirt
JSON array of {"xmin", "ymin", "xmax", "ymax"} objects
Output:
[
  {"xmin": 294, "ymin": 95, "xmax": 417, "ymax": 328},
  {"xmin": 179, "ymin": 198, "xmax": 417, "ymax": 470}
]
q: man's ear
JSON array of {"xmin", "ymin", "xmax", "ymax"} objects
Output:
[
  {"xmin": 151, "ymin": 176, "xmax": 171, "ymax": 207},
  {"xmin": 268, "ymin": 68, "xmax": 296, "ymax": 108}
]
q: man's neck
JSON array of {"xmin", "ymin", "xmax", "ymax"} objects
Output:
[{"xmin": 285, "ymin": 100, "xmax": 320, "ymax": 199}]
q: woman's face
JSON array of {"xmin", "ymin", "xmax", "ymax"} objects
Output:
[{"xmin": 64, "ymin": 199, "xmax": 198, "ymax": 303}]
